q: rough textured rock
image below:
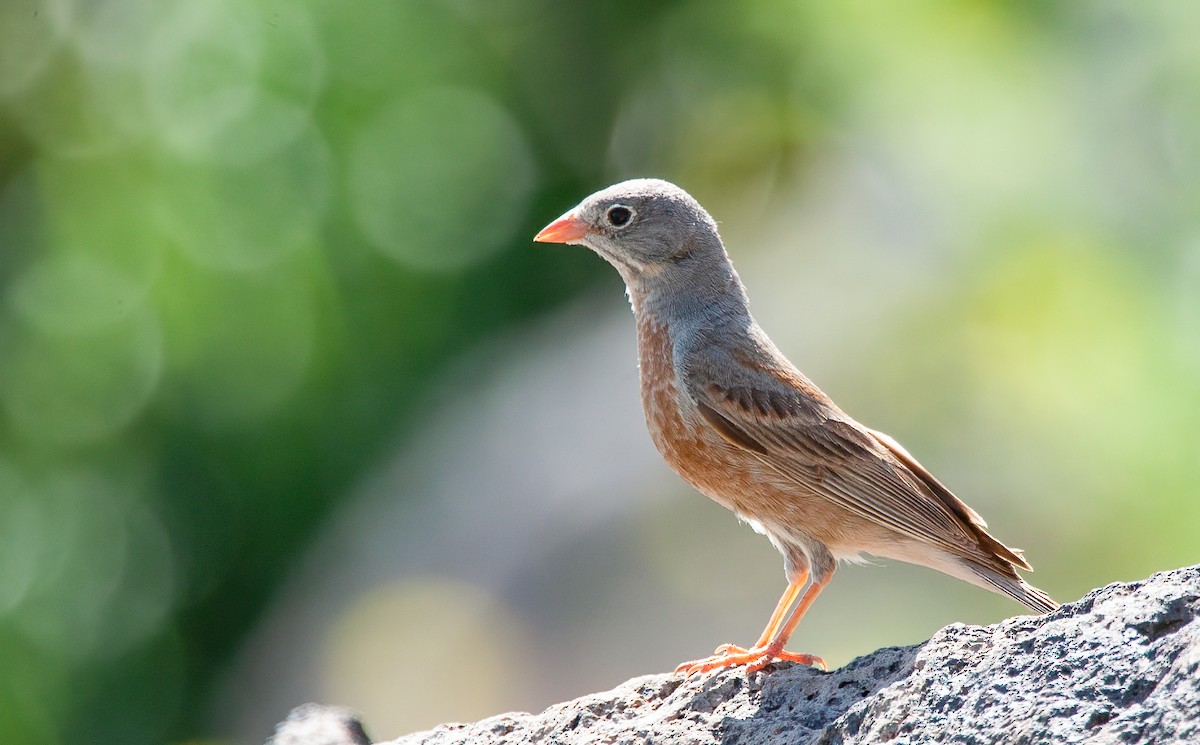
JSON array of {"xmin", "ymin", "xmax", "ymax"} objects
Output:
[
  {"xmin": 271, "ymin": 704, "xmax": 372, "ymax": 745},
  {"xmin": 271, "ymin": 566, "xmax": 1200, "ymax": 745}
]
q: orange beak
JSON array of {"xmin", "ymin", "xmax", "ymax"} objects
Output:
[{"xmin": 534, "ymin": 211, "xmax": 590, "ymax": 244}]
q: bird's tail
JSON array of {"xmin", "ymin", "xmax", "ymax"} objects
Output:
[{"xmin": 966, "ymin": 562, "xmax": 1058, "ymax": 614}]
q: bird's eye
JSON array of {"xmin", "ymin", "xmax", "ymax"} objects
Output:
[{"xmin": 606, "ymin": 205, "xmax": 633, "ymax": 228}]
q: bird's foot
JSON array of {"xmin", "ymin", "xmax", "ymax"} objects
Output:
[{"xmin": 674, "ymin": 641, "xmax": 826, "ymax": 676}]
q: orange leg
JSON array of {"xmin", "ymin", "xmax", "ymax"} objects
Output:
[
  {"xmin": 709, "ymin": 571, "xmax": 806, "ymax": 658},
  {"xmin": 676, "ymin": 573, "xmax": 830, "ymax": 676},
  {"xmin": 745, "ymin": 573, "xmax": 829, "ymax": 673},
  {"xmin": 754, "ymin": 571, "xmax": 807, "ymax": 647}
]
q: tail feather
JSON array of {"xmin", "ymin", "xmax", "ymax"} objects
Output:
[
  {"xmin": 868, "ymin": 428, "xmax": 1034, "ymax": 571},
  {"xmin": 968, "ymin": 563, "xmax": 1058, "ymax": 614}
]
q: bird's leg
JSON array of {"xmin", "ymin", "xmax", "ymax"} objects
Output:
[
  {"xmin": 744, "ymin": 574, "xmax": 829, "ymax": 673},
  {"xmin": 676, "ymin": 571, "xmax": 830, "ymax": 676},
  {"xmin": 710, "ymin": 572, "xmax": 805, "ymax": 658},
  {"xmin": 753, "ymin": 572, "xmax": 807, "ymax": 647}
]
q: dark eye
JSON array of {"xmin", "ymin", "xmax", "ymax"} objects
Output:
[{"xmin": 606, "ymin": 205, "xmax": 633, "ymax": 228}]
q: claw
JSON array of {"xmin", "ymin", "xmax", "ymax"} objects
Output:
[
  {"xmin": 746, "ymin": 650, "xmax": 827, "ymax": 674},
  {"xmin": 675, "ymin": 643, "xmax": 826, "ymax": 676}
]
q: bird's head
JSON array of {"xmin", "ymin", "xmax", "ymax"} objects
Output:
[{"xmin": 534, "ymin": 179, "xmax": 724, "ymax": 281}]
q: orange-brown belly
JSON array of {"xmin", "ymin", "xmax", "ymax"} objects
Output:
[{"xmin": 637, "ymin": 319, "xmax": 780, "ymax": 519}]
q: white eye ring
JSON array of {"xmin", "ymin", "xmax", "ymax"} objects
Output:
[{"xmin": 605, "ymin": 205, "xmax": 635, "ymax": 228}]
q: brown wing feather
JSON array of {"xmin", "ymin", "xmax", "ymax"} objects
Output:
[
  {"xmin": 866, "ymin": 428, "xmax": 1031, "ymax": 570},
  {"xmin": 692, "ymin": 376, "xmax": 1026, "ymax": 573}
]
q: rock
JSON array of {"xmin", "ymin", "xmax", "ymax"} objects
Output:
[
  {"xmin": 272, "ymin": 566, "xmax": 1200, "ymax": 745},
  {"xmin": 269, "ymin": 703, "xmax": 371, "ymax": 745}
]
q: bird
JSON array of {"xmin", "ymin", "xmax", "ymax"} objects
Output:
[{"xmin": 533, "ymin": 178, "xmax": 1056, "ymax": 676}]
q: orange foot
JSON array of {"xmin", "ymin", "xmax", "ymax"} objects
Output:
[{"xmin": 674, "ymin": 641, "xmax": 827, "ymax": 676}]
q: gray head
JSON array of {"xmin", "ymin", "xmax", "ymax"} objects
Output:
[
  {"xmin": 534, "ymin": 179, "xmax": 745, "ymax": 317},
  {"xmin": 534, "ymin": 178, "xmax": 725, "ymax": 274}
]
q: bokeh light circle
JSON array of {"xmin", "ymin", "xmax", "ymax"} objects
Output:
[
  {"xmin": 141, "ymin": 0, "xmax": 325, "ymax": 163},
  {"xmin": 157, "ymin": 269, "xmax": 316, "ymax": 430},
  {"xmin": 154, "ymin": 123, "xmax": 333, "ymax": 272},
  {"xmin": 349, "ymin": 87, "xmax": 537, "ymax": 272},
  {"xmin": 9, "ymin": 468, "xmax": 175, "ymax": 663},
  {"xmin": 9, "ymin": 252, "xmax": 146, "ymax": 335},
  {"xmin": 321, "ymin": 578, "xmax": 532, "ymax": 736},
  {"xmin": 143, "ymin": 0, "xmax": 261, "ymax": 157},
  {"xmin": 0, "ymin": 309, "xmax": 163, "ymax": 446},
  {"xmin": 0, "ymin": 462, "xmax": 39, "ymax": 613}
]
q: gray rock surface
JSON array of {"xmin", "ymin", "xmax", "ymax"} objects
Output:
[
  {"xmin": 271, "ymin": 565, "xmax": 1200, "ymax": 745},
  {"xmin": 270, "ymin": 704, "xmax": 371, "ymax": 745}
]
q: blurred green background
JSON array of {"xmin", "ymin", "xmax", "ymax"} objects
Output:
[{"xmin": 1, "ymin": 1, "xmax": 1198, "ymax": 743}]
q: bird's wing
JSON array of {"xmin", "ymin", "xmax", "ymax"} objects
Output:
[{"xmin": 686, "ymin": 358, "xmax": 1028, "ymax": 570}]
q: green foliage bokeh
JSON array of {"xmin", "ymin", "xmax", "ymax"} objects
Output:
[{"xmin": 0, "ymin": 1, "xmax": 1197, "ymax": 743}]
